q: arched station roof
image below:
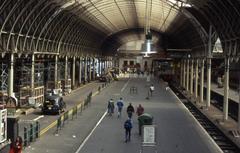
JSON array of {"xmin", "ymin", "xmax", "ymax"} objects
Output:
[{"xmin": 0, "ymin": 0, "xmax": 239, "ymax": 58}]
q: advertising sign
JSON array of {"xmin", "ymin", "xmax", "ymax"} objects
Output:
[
  {"xmin": 0, "ymin": 109, "xmax": 7, "ymax": 143},
  {"xmin": 142, "ymin": 125, "xmax": 156, "ymax": 146}
]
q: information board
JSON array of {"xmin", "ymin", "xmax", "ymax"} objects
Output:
[{"xmin": 142, "ymin": 125, "xmax": 156, "ymax": 146}]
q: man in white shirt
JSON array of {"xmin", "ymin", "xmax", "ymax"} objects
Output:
[{"xmin": 149, "ymin": 84, "xmax": 155, "ymax": 96}]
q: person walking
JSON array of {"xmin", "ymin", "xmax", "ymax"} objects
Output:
[
  {"xmin": 149, "ymin": 84, "xmax": 155, "ymax": 96},
  {"xmin": 124, "ymin": 118, "xmax": 133, "ymax": 143},
  {"xmin": 9, "ymin": 136, "xmax": 22, "ymax": 153},
  {"xmin": 126, "ymin": 103, "xmax": 134, "ymax": 118},
  {"xmin": 136, "ymin": 104, "xmax": 144, "ymax": 116},
  {"xmin": 107, "ymin": 99, "xmax": 114, "ymax": 116},
  {"xmin": 116, "ymin": 97, "xmax": 124, "ymax": 118}
]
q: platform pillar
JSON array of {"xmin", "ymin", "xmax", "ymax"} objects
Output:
[
  {"xmin": 190, "ymin": 59, "xmax": 194, "ymax": 95},
  {"xmin": 186, "ymin": 59, "xmax": 189, "ymax": 91},
  {"xmin": 8, "ymin": 53, "xmax": 14, "ymax": 97},
  {"xmin": 79, "ymin": 57, "xmax": 82, "ymax": 85},
  {"xmin": 194, "ymin": 59, "xmax": 199, "ymax": 99},
  {"xmin": 180, "ymin": 60, "xmax": 183, "ymax": 86},
  {"xmin": 206, "ymin": 58, "xmax": 211, "ymax": 109},
  {"xmin": 54, "ymin": 55, "xmax": 58, "ymax": 88},
  {"xmin": 89, "ymin": 57, "xmax": 92, "ymax": 81},
  {"xmin": 183, "ymin": 60, "xmax": 186, "ymax": 89},
  {"xmin": 93, "ymin": 58, "xmax": 95, "ymax": 80},
  {"xmin": 223, "ymin": 57, "xmax": 229, "ymax": 121},
  {"xmin": 200, "ymin": 59, "xmax": 204, "ymax": 103},
  {"xmin": 72, "ymin": 56, "xmax": 76, "ymax": 89},
  {"xmin": 64, "ymin": 56, "xmax": 68, "ymax": 83},
  {"xmin": 31, "ymin": 54, "xmax": 35, "ymax": 97},
  {"xmin": 84, "ymin": 57, "xmax": 87, "ymax": 82},
  {"xmin": 238, "ymin": 73, "xmax": 240, "ymax": 129}
]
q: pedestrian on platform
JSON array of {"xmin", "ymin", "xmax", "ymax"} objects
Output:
[
  {"xmin": 107, "ymin": 99, "xmax": 115, "ymax": 116},
  {"xmin": 116, "ymin": 97, "xmax": 124, "ymax": 118},
  {"xmin": 149, "ymin": 84, "xmax": 155, "ymax": 96},
  {"xmin": 126, "ymin": 103, "xmax": 135, "ymax": 118},
  {"xmin": 124, "ymin": 118, "xmax": 133, "ymax": 143},
  {"xmin": 136, "ymin": 104, "xmax": 144, "ymax": 116},
  {"xmin": 9, "ymin": 136, "xmax": 22, "ymax": 153}
]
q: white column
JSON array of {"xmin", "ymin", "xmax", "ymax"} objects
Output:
[
  {"xmin": 93, "ymin": 58, "xmax": 95, "ymax": 80},
  {"xmin": 200, "ymin": 59, "xmax": 204, "ymax": 103},
  {"xmin": 72, "ymin": 56, "xmax": 76, "ymax": 89},
  {"xmin": 89, "ymin": 58, "xmax": 92, "ymax": 81},
  {"xmin": 194, "ymin": 59, "xmax": 199, "ymax": 99},
  {"xmin": 31, "ymin": 54, "xmax": 35, "ymax": 97},
  {"xmin": 180, "ymin": 60, "xmax": 183, "ymax": 86},
  {"xmin": 223, "ymin": 57, "xmax": 229, "ymax": 121},
  {"xmin": 79, "ymin": 57, "xmax": 82, "ymax": 85},
  {"xmin": 186, "ymin": 59, "xmax": 189, "ymax": 91},
  {"xmin": 84, "ymin": 57, "xmax": 87, "ymax": 82},
  {"xmin": 54, "ymin": 55, "xmax": 58, "ymax": 88},
  {"xmin": 183, "ymin": 60, "xmax": 186, "ymax": 89},
  {"xmin": 238, "ymin": 73, "xmax": 240, "ymax": 129},
  {"xmin": 8, "ymin": 53, "xmax": 14, "ymax": 97},
  {"xmin": 65, "ymin": 56, "xmax": 68, "ymax": 82},
  {"xmin": 190, "ymin": 59, "xmax": 194, "ymax": 95},
  {"xmin": 206, "ymin": 58, "xmax": 211, "ymax": 108}
]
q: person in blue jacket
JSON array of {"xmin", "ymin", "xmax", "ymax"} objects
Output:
[
  {"xmin": 116, "ymin": 97, "xmax": 124, "ymax": 118},
  {"xmin": 124, "ymin": 118, "xmax": 133, "ymax": 143}
]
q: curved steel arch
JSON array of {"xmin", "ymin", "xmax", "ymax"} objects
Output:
[
  {"xmin": 6, "ymin": 0, "xmax": 38, "ymax": 52},
  {"xmin": 22, "ymin": 2, "xmax": 56, "ymax": 53},
  {"xmin": 14, "ymin": 0, "xmax": 49, "ymax": 52}
]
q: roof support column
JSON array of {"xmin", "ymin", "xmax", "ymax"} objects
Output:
[
  {"xmin": 206, "ymin": 25, "xmax": 212, "ymax": 109},
  {"xmin": 84, "ymin": 57, "xmax": 87, "ymax": 83},
  {"xmin": 89, "ymin": 57, "xmax": 92, "ymax": 81},
  {"xmin": 93, "ymin": 58, "xmax": 95, "ymax": 80},
  {"xmin": 79, "ymin": 57, "xmax": 82, "ymax": 85},
  {"xmin": 186, "ymin": 59, "xmax": 190, "ymax": 91},
  {"xmin": 54, "ymin": 55, "xmax": 58, "ymax": 89},
  {"xmin": 190, "ymin": 59, "xmax": 194, "ymax": 95},
  {"xmin": 206, "ymin": 58, "xmax": 211, "ymax": 109},
  {"xmin": 72, "ymin": 56, "xmax": 76, "ymax": 89},
  {"xmin": 31, "ymin": 54, "xmax": 35, "ymax": 97},
  {"xmin": 200, "ymin": 59, "xmax": 204, "ymax": 103},
  {"xmin": 194, "ymin": 59, "xmax": 199, "ymax": 99},
  {"xmin": 238, "ymin": 72, "xmax": 240, "ymax": 129},
  {"xmin": 180, "ymin": 60, "xmax": 183, "ymax": 87},
  {"xmin": 183, "ymin": 60, "xmax": 186, "ymax": 89},
  {"xmin": 98, "ymin": 58, "xmax": 101, "ymax": 75},
  {"xmin": 223, "ymin": 57, "xmax": 229, "ymax": 121},
  {"xmin": 8, "ymin": 53, "xmax": 14, "ymax": 97},
  {"xmin": 64, "ymin": 56, "xmax": 68, "ymax": 83}
]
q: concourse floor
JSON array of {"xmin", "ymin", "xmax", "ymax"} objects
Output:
[{"xmin": 24, "ymin": 77, "xmax": 222, "ymax": 153}]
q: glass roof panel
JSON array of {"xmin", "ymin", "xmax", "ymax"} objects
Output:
[{"xmin": 70, "ymin": 0, "xmax": 186, "ymax": 35}]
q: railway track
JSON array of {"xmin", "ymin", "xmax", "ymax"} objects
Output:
[{"xmin": 169, "ymin": 83, "xmax": 240, "ymax": 153}]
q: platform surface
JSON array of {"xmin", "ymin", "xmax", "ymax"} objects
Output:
[{"xmin": 23, "ymin": 78, "xmax": 222, "ymax": 153}]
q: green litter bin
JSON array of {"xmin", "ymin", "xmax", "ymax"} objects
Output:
[{"xmin": 138, "ymin": 113, "xmax": 153, "ymax": 135}]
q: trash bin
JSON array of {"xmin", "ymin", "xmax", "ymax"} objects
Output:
[{"xmin": 138, "ymin": 113, "xmax": 153, "ymax": 135}]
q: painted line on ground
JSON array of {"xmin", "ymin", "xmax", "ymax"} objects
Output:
[
  {"xmin": 168, "ymin": 88, "xmax": 224, "ymax": 153},
  {"xmin": 33, "ymin": 115, "xmax": 44, "ymax": 121},
  {"xmin": 39, "ymin": 82, "xmax": 109, "ymax": 136},
  {"xmin": 40, "ymin": 120, "xmax": 57, "ymax": 136},
  {"xmin": 75, "ymin": 110, "xmax": 108, "ymax": 153},
  {"xmin": 121, "ymin": 78, "xmax": 130, "ymax": 92}
]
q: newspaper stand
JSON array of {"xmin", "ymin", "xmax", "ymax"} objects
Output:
[{"xmin": 140, "ymin": 125, "xmax": 157, "ymax": 153}]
